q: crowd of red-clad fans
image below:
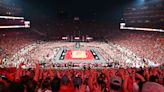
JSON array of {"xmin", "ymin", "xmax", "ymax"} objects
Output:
[
  {"xmin": 108, "ymin": 30, "xmax": 164, "ymax": 65},
  {"xmin": 0, "ymin": 30, "xmax": 38, "ymax": 64},
  {"xmin": 0, "ymin": 63, "xmax": 164, "ymax": 92},
  {"xmin": 0, "ymin": 23, "xmax": 164, "ymax": 92}
]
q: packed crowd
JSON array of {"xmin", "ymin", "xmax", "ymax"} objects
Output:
[
  {"xmin": 108, "ymin": 31, "xmax": 164, "ymax": 65},
  {"xmin": 0, "ymin": 63, "xmax": 164, "ymax": 92},
  {"xmin": 0, "ymin": 30, "xmax": 38, "ymax": 64},
  {"xmin": 1, "ymin": 41, "xmax": 158, "ymax": 69},
  {"xmin": 1, "ymin": 32, "xmax": 162, "ymax": 69},
  {"xmin": 81, "ymin": 42, "xmax": 158, "ymax": 68},
  {"xmin": 0, "ymin": 31, "xmax": 35, "ymax": 53},
  {"xmin": 1, "ymin": 41, "xmax": 76, "ymax": 68},
  {"xmin": 0, "ymin": 23, "xmax": 163, "ymax": 92}
]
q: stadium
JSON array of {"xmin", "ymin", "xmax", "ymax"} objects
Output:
[{"xmin": 0, "ymin": 0, "xmax": 164, "ymax": 92}]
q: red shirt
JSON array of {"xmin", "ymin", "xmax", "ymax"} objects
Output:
[{"xmin": 59, "ymin": 85, "xmax": 75, "ymax": 92}]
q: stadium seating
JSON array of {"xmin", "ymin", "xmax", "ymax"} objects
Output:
[{"xmin": 0, "ymin": 22, "xmax": 163, "ymax": 92}]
